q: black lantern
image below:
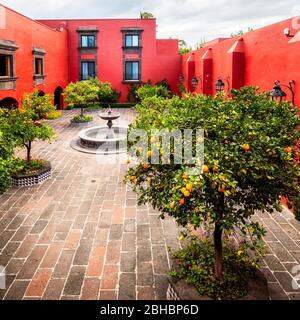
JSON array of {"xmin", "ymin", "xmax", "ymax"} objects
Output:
[
  {"xmin": 191, "ymin": 76, "xmax": 198, "ymax": 88},
  {"xmin": 269, "ymin": 83, "xmax": 287, "ymax": 102},
  {"xmin": 215, "ymin": 79, "xmax": 225, "ymax": 92},
  {"xmin": 269, "ymin": 80, "xmax": 295, "ymax": 105},
  {"xmin": 179, "ymin": 74, "xmax": 184, "ymax": 84}
]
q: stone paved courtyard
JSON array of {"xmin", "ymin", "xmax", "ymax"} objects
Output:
[{"xmin": 0, "ymin": 109, "xmax": 300, "ymax": 300}]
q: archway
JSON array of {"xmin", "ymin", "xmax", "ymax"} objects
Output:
[
  {"xmin": 0, "ymin": 97, "xmax": 19, "ymax": 109},
  {"xmin": 54, "ymin": 87, "xmax": 63, "ymax": 109}
]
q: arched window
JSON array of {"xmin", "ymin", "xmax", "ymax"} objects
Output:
[{"xmin": 0, "ymin": 97, "xmax": 18, "ymax": 109}]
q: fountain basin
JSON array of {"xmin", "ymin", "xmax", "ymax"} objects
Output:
[{"xmin": 78, "ymin": 126, "xmax": 128, "ymax": 153}]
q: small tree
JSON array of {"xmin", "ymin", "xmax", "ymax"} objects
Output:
[
  {"xmin": 140, "ymin": 11, "xmax": 154, "ymax": 19},
  {"xmin": 5, "ymin": 109, "xmax": 55, "ymax": 162},
  {"xmin": 136, "ymin": 83, "xmax": 171, "ymax": 101},
  {"xmin": 126, "ymin": 87, "xmax": 300, "ymax": 280},
  {"xmin": 63, "ymin": 80, "xmax": 99, "ymax": 118},
  {"xmin": 22, "ymin": 89, "xmax": 55, "ymax": 120}
]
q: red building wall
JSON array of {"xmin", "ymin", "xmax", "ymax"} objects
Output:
[
  {"xmin": 38, "ymin": 19, "xmax": 181, "ymax": 102},
  {"xmin": 0, "ymin": 5, "xmax": 68, "ymax": 106},
  {"xmin": 181, "ymin": 17, "xmax": 300, "ymax": 107}
]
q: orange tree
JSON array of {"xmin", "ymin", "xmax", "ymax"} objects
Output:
[{"xmin": 126, "ymin": 87, "xmax": 300, "ymax": 279}]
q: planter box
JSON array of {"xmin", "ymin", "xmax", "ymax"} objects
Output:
[
  {"xmin": 11, "ymin": 161, "xmax": 52, "ymax": 187},
  {"xmin": 167, "ymin": 268, "xmax": 269, "ymax": 300},
  {"xmin": 70, "ymin": 120, "xmax": 93, "ymax": 127}
]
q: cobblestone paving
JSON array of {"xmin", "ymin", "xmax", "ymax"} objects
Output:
[{"xmin": 0, "ymin": 109, "xmax": 300, "ymax": 300}]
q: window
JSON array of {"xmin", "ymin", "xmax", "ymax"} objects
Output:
[
  {"xmin": 81, "ymin": 61, "xmax": 95, "ymax": 80},
  {"xmin": 0, "ymin": 54, "xmax": 13, "ymax": 77},
  {"xmin": 81, "ymin": 35, "xmax": 95, "ymax": 48},
  {"xmin": 125, "ymin": 61, "xmax": 139, "ymax": 81},
  {"xmin": 34, "ymin": 58, "xmax": 43, "ymax": 76},
  {"xmin": 125, "ymin": 34, "xmax": 139, "ymax": 47}
]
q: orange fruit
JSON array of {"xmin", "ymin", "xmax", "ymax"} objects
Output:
[
  {"xmin": 179, "ymin": 199, "xmax": 185, "ymax": 205},
  {"xmin": 202, "ymin": 165, "xmax": 209, "ymax": 173},
  {"xmin": 242, "ymin": 144, "xmax": 250, "ymax": 152},
  {"xmin": 147, "ymin": 150, "xmax": 152, "ymax": 158},
  {"xmin": 130, "ymin": 176, "xmax": 135, "ymax": 182},
  {"xmin": 170, "ymin": 202, "xmax": 175, "ymax": 209},
  {"xmin": 181, "ymin": 187, "xmax": 187, "ymax": 194},
  {"xmin": 182, "ymin": 174, "xmax": 189, "ymax": 180},
  {"xmin": 143, "ymin": 163, "xmax": 150, "ymax": 170},
  {"xmin": 284, "ymin": 146, "xmax": 293, "ymax": 154},
  {"xmin": 184, "ymin": 190, "xmax": 191, "ymax": 197},
  {"xmin": 218, "ymin": 187, "xmax": 225, "ymax": 193},
  {"xmin": 186, "ymin": 183, "xmax": 193, "ymax": 191}
]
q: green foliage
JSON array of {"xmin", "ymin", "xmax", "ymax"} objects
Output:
[
  {"xmin": 179, "ymin": 47, "xmax": 192, "ymax": 55},
  {"xmin": 140, "ymin": 11, "xmax": 154, "ymax": 19},
  {"xmin": 126, "ymin": 86, "xmax": 300, "ymax": 282},
  {"xmin": 63, "ymin": 79, "xmax": 99, "ymax": 118},
  {"xmin": 71, "ymin": 115, "xmax": 93, "ymax": 123},
  {"xmin": 170, "ymin": 234, "xmax": 264, "ymax": 300},
  {"xmin": 66, "ymin": 105, "xmax": 74, "ymax": 110},
  {"xmin": 46, "ymin": 110, "xmax": 62, "ymax": 120},
  {"xmin": 136, "ymin": 83, "xmax": 172, "ymax": 101},
  {"xmin": 86, "ymin": 104, "xmax": 102, "ymax": 111},
  {"xmin": 89, "ymin": 79, "xmax": 121, "ymax": 103},
  {"xmin": 127, "ymin": 83, "xmax": 142, "ymax": 103},
  {"xmin": 13, "ymin": 158, "xmax": 47, "ymax": 175},
  {"xmin": 22, "ymin": 89, "xmax": 55, "ymax": 120},
  {"xmin": 179, "ymin": 39, "xmax": 192, "ymax": 55},
  {"xmin": 3, "ymin": 109, "xmax": 55, "ymax": 162}
]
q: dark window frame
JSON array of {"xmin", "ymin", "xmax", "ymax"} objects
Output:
[
  {"xmin": 124, "ymin": 60, "xmax": 140, "ymax": 81},
  {"xmin": 125, "ymin": 34, "xmax": 140, "ymax": 48},
  {"xmin": 80, "ymin": 35, "xmax": 96, "ymax": 48},
  {"xmin": 34, "ymin": 57, "xmax": 44, "ymax": 76},
  {"xmin": 81, "ymin": 60, "xmax": 96, "ymax": 80},
  {"xmin": 0, "ymin": 54, "xmax": 13, "ymax": 78}
]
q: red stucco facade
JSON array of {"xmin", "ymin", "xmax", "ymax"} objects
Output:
[
  {"xmin": 1, "ymin": 4, "xmax": 300, "ymax": 108},
  {"xmin": 0, "ymin": 4, "xmax": 180, "ymax": 107},
  {"xmin": 181, "ymin": 17, "xmax": 300, "ymax": 107}
]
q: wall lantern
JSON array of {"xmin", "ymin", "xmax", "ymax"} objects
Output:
[
  {"xmin": 269, "ymin": 80, "xmax": 295, "ymax": 106},
  {"xmin": 215, "ymin": 79, "xmax": 225, "ymax": 92},
  {"xmin": 179, "ymin": 74, "xmax": 184, "ymax": 84},
  {"xmin": 191, "ymin": 76, "xmax": 199, "ymax": 88},
  {"xmin": 283, "ymin": 28, "xmax": 294, "ymax": 38}
]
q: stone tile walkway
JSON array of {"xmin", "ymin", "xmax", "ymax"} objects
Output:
[{"xmin": 0, "ymin": 109, "xmax": 299, "ymax": 300}]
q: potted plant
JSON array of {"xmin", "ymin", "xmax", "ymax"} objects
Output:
[
  {"xmin": 3, "ymin": 108, "xmax": 55, "ymax": 187},
  {"xmin": 63, "ymin": 80, "xmax": 99, "ymax": 125},
  {"xmin": 126, "ymin": 87, "xmax": 300, "ymax": 299}
]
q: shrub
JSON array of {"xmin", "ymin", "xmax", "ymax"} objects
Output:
[
  {"xmin": 170, "ymin": 234, "xmax": 264, "ymax": 299},
  {"xmin": 71, "ymin": 115, "xmax": 93, "ymax": 123},
  {"xmin": 86, "ymin": 104, "xmax": 102, "ymax": 111},
  {"xmin": 126, "ymin": 87, "xmax": 300, "ymax": 284},
  {"xmin": 136, "ymin": 83, "xmax": 171, "ymax": 101},
  {"xmin": 46, "ymin": 110, "xmax": 62, "ymax": 120},
  {"xmin": 66, "ymin": 105, "xmax": 74, "ymax": 110},
  {"xmin": 22, "ymin": 89, "xmax": 55, "ymax": 120},
  {"xmin": 127, "ymin": 83, "xmax": 142, "ymax": 103}
]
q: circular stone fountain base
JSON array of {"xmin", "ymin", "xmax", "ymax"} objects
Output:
[{"xmin": 70, "ymin": 125, "xmax": 128, "ymax": 155}]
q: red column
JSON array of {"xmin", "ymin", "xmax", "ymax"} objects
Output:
[
  {"xmin": 201, "ymin": 48, "xmax": 213, "ymax": 95},
  {"xmin": 186, "ymin": 52, "xmax": 195, "ymax": 93},
  {"xmin": 227, "ymin": 38, "xmax": 245, "ymax": 89}
]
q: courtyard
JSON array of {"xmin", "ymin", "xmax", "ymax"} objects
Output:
[{"xmin": 0, "ymin": 109, "xmax": 299, "ymax": 300}]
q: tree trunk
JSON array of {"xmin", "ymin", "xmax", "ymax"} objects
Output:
[
  {"xmin": 80, "ymin": 107, "xmax": 84, "ymax": 118},
  {"xmin": 214, "ymin": 222, "xmax": 223, "ymax": 278},
  {"xmin": 214, "ymin": 194, "xmax": 224, "ymax": 278},
  {"xmin": 26, "ymin": 141, "xmax": 32, "ymax": 163}
]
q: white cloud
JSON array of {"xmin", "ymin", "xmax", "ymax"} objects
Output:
[{"xmin": 1, "ymin": 0, "xmax": 299, "ymax": 47}]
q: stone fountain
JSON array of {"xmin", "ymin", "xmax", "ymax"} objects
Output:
[{"xmin": 71, "ymin": 106, "xmax": 128, "ymax": 154}]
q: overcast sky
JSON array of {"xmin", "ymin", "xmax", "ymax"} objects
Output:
[{"xmin": 1, "ymin": 0, "xmax": 300, "ymax": 47}]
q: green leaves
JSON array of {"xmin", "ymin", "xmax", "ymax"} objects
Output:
[
  {"xmin": 126, "ymin": 86, "xmax": 300, "ymax": 228},
  {"xmin": 22, "ymin": 89, "xmax": 55, "ymax": 120}
]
